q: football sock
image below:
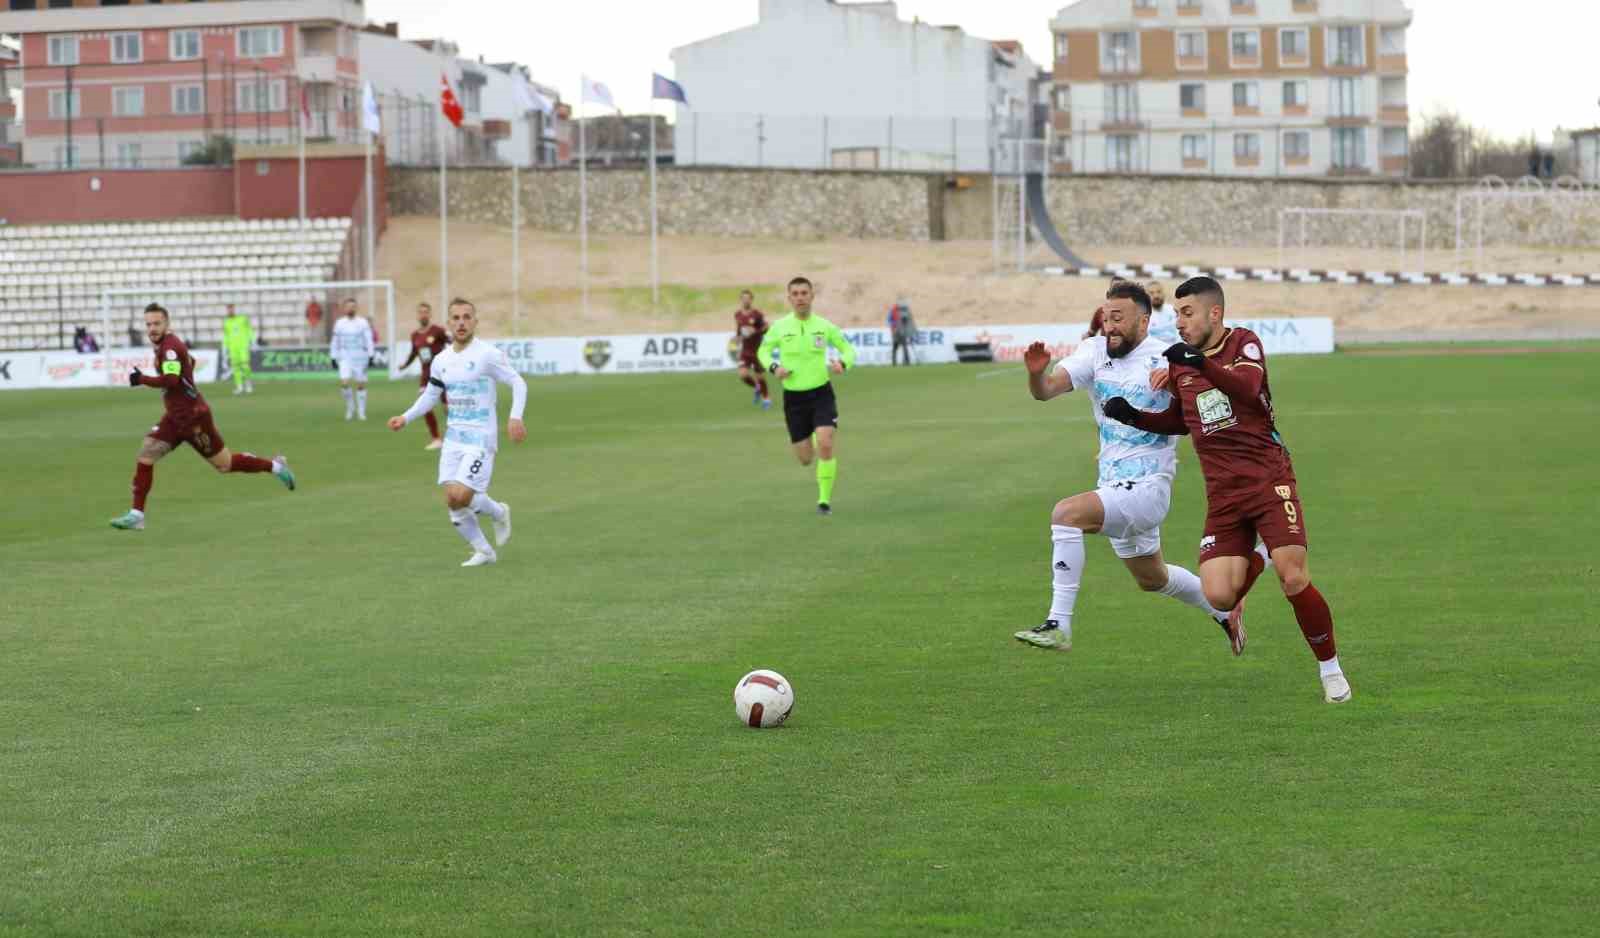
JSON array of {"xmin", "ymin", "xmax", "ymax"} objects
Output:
[
  {"xmin": 228, "ymin": 452, "xmax": 273, "ymax": 473},
  {"xmin": 1319, "ymin": 655, "xmax": 1343, "ymax": 679},
  {"xmin": 1238, "ymin": 550, "xmax": 1267, "ymax": 605},
  {"xmin": 356, "ymin": 389, "xmax": 367, "ymax": 418},
  {"xmin": 470, "ymin": 493, "xmax": 507, "ymax": 522},
  {"xmin": 1049, "ymin": 525, "xmax": 1085, "ymax": 633},
  {"xmin": 757, "ymin": 376, "xmax": 769, "ymax": 398},
  {"xmin": 131, "ymin": 462, "xmax": 153, "ymax": 511},
  {"xmin": 1158, "ymin": 564, "xmax": 1222, "ymax": 617},
  {"xmin": 233, "ymin": 369, "xmax": 244, "ymax": 390},
  {"xmin": 424, "ymin": 410, "xmax": 440, "ymax": 439},
  {"xmin": 741, "ymin": 374, "xmax": 757, "ymax": 389},
  {"xmin": 816, "ymin": 457, "xmax": 837, "ymax": 504},
  {"xmin": 449, "ymin": 507, "xmax": 493, "ymax": 554},
  {"xmin": 1287, "ymin": 583, "xmax": 1338, "ymax": 662},
  {"xmin": 341, "ymin": 386, "xmax": 354, "ymax": 415}
]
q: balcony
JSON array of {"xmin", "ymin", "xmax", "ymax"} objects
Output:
[
  {"xmin": 1381, "ymin": 155, "xmax": 1407, "ymax": 174},
  {"xmin": 1100, "ymin": 60, "xmax": 1141, "ymax": 77},
  {"xmin": 1284, "ymin": 104, "xmax": 1309, "ymax": 117},
  {"xmin": 1052, "ymin": 110, "xmax": 1073, "ymax": 132},
  {"xmin": 1235, "ymin": 154, "xmax": 1261, "ymax": 168},
  {"xmin": 1326, "ymin": 115, "xmax": 1370, "ymax": 127},
  {"xmin": 1177, "ymin": 1, "xmax": 1203, "ymax": 15},
  {"xmin": 296, "ymin": 54, "xmax": 340, "ymax": 83},
  {"xmin": 1293, "ymin": 0, "xmax": 1318, "ymax": 10},
  {"xmin": 1380, "ymin": 104, "xmax": 1408, "ymax": 124},
  {"xmin": 1378, "ymin": 53, "xmax": 1407, "ymax": 74},
  {"xmin": 1286, "ymin": 153, "xmax": 1311, "ymax": 167},
  {"xmin": 1182, "ymin": 156, "xmax": 1207, "ymax": 169},
  {"xmin": 1133, "ymin": 1, "xmax": 1158, "ymax": 17},
  {"xmin": 1100, "ymin": 118, "xmax": 1147, "ymax": 132},
  {"xmin": 1231, "ymin": 1, "xmax": 1257, "ymax": 13}
]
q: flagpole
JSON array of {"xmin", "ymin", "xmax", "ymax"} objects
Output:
[
  {"xmin": 650, "ymin": 97, "xmax": 658, "ymax": 309},
  {"xmin": 364, "ymin": 120, "xmax": 375, "ymax": 293},
  {"xmin": 579, "ymin": 82, "xmax": 589, "ymax": 320},
  {"xmin": 440, "ymin": 84, "xmax": 449, "ymax": 315},
  {"xmin": 298, "ymin": 87, "xmax": 307, "ymax": 223},
  {"xmin": 512, "ymin": 148, "xmax": 520, "ymax": 336}
]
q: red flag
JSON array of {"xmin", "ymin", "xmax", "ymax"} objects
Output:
[{"xmin": 440, "ymin": 73, "xmax": 464, "ymax": 128}]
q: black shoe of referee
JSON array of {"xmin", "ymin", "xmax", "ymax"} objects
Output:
[{"xmin": 817, "ymin": 503, "xmax": 832, "ymax": 516}]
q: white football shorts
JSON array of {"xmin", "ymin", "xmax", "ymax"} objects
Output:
[
  {"xmin": 437, "ymin": 442, "xmax": 495, "ymax": 493},
  {"xmin": 337, "ymin": 358, "xmax": 368, "ymax": 383},
  {"xmin": 1097, "ymin": 477, "xmax": 1171, "ymax": 559}
]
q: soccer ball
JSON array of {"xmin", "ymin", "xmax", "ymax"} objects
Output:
[{"xmin": 733, "ymin": 669, "xmax": 794, "ymax": 728}]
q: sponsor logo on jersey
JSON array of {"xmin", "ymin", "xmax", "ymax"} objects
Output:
[
  {"xmin": 1195, "ymin": 388, "xmax": 1238, "ymax": 434},
  {"xmin": 164, "ymin": 349, "xmax": 178, "ymax": 360},
  {"xmin": 1243, "ymin": 342, "xmax": 1262, "ymax": 361},
  {"xmin": 583, "ymin": 339, "xmax": 612, "ymax": 369},
  {"xmin": 1199, "ymin": 535, "xmax": 1217, "ymax": 552}
]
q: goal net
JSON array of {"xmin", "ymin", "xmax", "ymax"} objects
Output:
[
  {"xmin": 1277, "ymin": 207, "xmax": 1427, "ymax": 273},
  {"xmin": 99, "ymin": 280, "xmax": 397, "ymax": 385}
]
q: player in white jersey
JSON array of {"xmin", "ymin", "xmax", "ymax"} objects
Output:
[
  {"xmin": 388, "ymin": 298, "xmax": 527, "ymax": 567},
  {"xmin": 1013, "ymin": 281, "xmax": 1244, "ymax": 654},
  {"xmin": 1144, "ymin": 279, "xmax": 1180, "ymax": 344},
  {"xmin": 330, "ymin": 298, "xmax": 376, "ymax": 421}
]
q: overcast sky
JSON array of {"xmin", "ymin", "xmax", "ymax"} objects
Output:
[{"xmin": 366, "ymin": 0, "xmax": 1600, "ymax": 141}]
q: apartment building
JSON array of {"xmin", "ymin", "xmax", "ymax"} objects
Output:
[
  {"xmin": 1049, "ymin": 0, "xmax": 1411, "ymax": 177},
  {"xmin": 0, "ymin": 0, "xmax": 364, "ymax": 169}
]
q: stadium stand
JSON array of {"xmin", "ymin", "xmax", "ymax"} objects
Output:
[{"xmin": 0, "ymin": 217, "xmax": 353, "ymax": 350}]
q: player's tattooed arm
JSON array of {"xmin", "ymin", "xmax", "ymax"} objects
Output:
[{"xmin": 1103, "ymin": 395, "xmax": 1188, "ymax": 434}]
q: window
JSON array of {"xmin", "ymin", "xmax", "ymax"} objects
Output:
[
  {"xmin": 1178, "ymin": 0, "xmax": 1202, "ymax": 8},
  {"xmin": 1330, "ymin": 77, "xmax": 1360, "ymax": 117},
  {"xmin": 461, "ymin": 84, "xmax": 481, "ymax": 114},
  {"xmin": 1230, "ymin": 30, "xmax": 1259, "ymax": 61},
  {"xmin": 1382, "ymin": 127, "xmax": 1407, "ymax": 157},
  {"xmin": 1176, "ymin": 30, "xmax": 1206, "ymax": 62},
  {"xmin": 1054, "ymin": 87, "xmax": 1071, "ymax": 111},
  {"xmin": 1379, "ymin": 26, "xmax": 1405, "ymax": 55},
  {"xmin": 1329, "ymin": 25, "xmax": 1365, "ymax": 66},
  {"xmin": 1101, "ymin": 31, "xmax": 1139, "ymax": 72},
  {"xmin": 1284, "ymin": 130, "xmax": 1310, "ymax": 159},
  {"xmin": 54, "ymin": 144, "xmax": 79, "ymax": 168},
  {"xmin": 1054, "ymin": 33, "xmax": 1068, "ymax": 60},
  {"xmin": 1380, "ymin": 77, "xmax": 1405, "ymax": 108},
  {"xmin": 1181, "ymin": 134, "xmax": 1206, "ymax": 161},
  {"xmin": 1105, "ymin": 83, "xmax": 1138, "ymax": 123},
  {"xmin": 1279, "ymin": 28, "xmax": 1308, "ymax": 60},
  {"xmin": 170, "ymin": 29, "xmax": 201, "ymax": 61},
  {"xmin": 1232, "ymin": 81, "xmax": 1259, "ymax": 109},
  {"xmin": 48, "ymin": 89, "xmax": 81, "ymax": 118},
  {"xmin": 115, "ymin": 142, "xmax": 142, "ymax": 168},
  {"xmin": 1180, "ymin": 83, "xmax": 1205, "ymax": 112},
  {"xmin": 111, "ymin": 32, "xmax": 142, "ymax": 64},
  {"xmin": 1134, "ymin": 0, "xmax": 1156, "ymax": 8},
  {"xmin": 1283, "ymin": 80, "xmax": 1308, "ymax": 109},
  {"xmin": 173, "ymin": 84, "xmax": 204, "ymax": 115},
  {"xmin": 48, "ymin": 36, "xmax": 79, "ymax": 66},
  {"xmin": 237, "ymin": 79, "xmax": 286, "ymax": 113},
  {"xmin": 1233, "ymin": 133, "xmax": 1260, "ymax": 160},
  {"xmin": 1332, "ymin": 127, "xmax": 1365, "ymax": 169},
  {"xmin": 112, "ymin": 86, "xmax": 144, "ymax": 117},
  {"xmin": 178, "ymin": 140, "xmax": 206, "ymax": 162},
  {"xmin": 1106, "ymin": 134, "xmax": 1136, "ymax": 172},
  {"xmin": 237, "ymin": 26, "xmax": 283, "ymax": 59},
  {"xmin": 1051, "ymin": 134, "xmax": 1072, "ymax": 161}
]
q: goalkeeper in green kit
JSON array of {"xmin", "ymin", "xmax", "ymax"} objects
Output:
[
  {"xmin": 222, "ymin": 304, "xmax": 254, "ymax": 395},
  {"xmin": 757, "ymin": 276, "xmax": 857, "ymax": 515}
]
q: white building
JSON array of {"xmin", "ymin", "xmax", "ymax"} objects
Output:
[
  {"xmin": 1050, "ymin": 0, "xmax": 1412, "ymax": 177},
  {"xmin": 669, "ymin": 0, "xmax": 1039, "ymax": 172},
  {"xmin": 1572, "ymin": 129, "xmax": 1600, "ymax": 184},
  {"xmin": 358, "ymin": 27, "xmax": 559, "ymax": 167}
]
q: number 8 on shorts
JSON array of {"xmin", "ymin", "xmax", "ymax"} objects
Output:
[{"xmin": 438, "ymin": 444, "xmax": 495, "ymax": 492}]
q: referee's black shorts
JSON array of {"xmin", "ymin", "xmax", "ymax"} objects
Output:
[{"xmin": 782, "ymin": 383, "xmax": 839, "ymax": 443}]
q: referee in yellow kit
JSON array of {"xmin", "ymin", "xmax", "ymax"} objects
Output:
[{"xmin": 757, "ymin": 276, "xmax": 858, "ymax": 515}]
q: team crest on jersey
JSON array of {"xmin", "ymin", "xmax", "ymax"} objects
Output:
[
  {"xmin": 583, "ymin": 339, "xmax": 612, "ymax": 369},
  {"xmin": 1195, "ymin": 388, "xmax": 1238, "ymax": 434}
]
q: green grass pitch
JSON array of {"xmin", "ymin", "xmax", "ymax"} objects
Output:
[{"xmin": 1, "ymin": 348, "xmax": 1596, "ymax": 936}]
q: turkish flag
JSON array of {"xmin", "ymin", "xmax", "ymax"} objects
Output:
[{"xmin": 440, "ymin": 73, "xmax": 464, "ymax": 128}]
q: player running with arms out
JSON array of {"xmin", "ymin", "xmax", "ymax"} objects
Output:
[
  {"xmin": 388, "ymin": 298, "xmax": 526, "ymax": 567},
  {"xmin": 330, "ymin": 297, "xmax": 376, "ymax": 421},
  {"xmin": 1102, "ymin": 276, "xmax": 1351, "ymax": 703},
  {"xmin": 733, "ymin": 289, "xmax": 772, "ymax": 409},
  {"xmin": 110, "ymin": 303, "xmax": 295, "ymax": 530},
  {"xmin": 400, "ymin": 301, "xmax": 450, "ymax": 450},
  {"xmin": 1014, "ymin": 281, "xmax": 1239, "ymax": 654},
  {"xmin": 757, "ymin": 276, "xmax": 857, "ymax": 515}
]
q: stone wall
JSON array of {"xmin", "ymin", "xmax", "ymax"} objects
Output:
[
  {"xmin": 390, "ymin": 166, "xmax": 932, "ymax": 240},
  {"xmin": 390, "ymin": 166, "xmax": 1600, "ymax": 252}
]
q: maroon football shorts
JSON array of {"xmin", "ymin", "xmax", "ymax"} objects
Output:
[
  {"xmin": 738, "ymin": 354, "xmax": 760, "ymax": 370},
  {"xmin": 151, "ymin": 407, "xmax": 225, "ymax": 459},
  {"xmin": 1199, "ymin": 476, "xmax": 1308, "ymax": 561}
]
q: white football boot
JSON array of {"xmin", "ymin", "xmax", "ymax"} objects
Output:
[
  {"xmin": 492, "ymin": 504, "xmax": 512, "ymax": 547},
  {"xmin": 461, "ymin": 550, "xmax": 497, "ymax": 568},
  {"xmin": 1321, "ymin": 671, "xmax": 1352, "ymax": 704}
]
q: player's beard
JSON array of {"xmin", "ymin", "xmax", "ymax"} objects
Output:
[{"xmin": 1106, "ymin": 332, "xmax": 1134, "ymax": 359}]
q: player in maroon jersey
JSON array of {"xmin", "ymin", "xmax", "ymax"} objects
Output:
[
  {"xmin": 1101, "ymin": 276, "xmax": 1350, "ymax": 703},
  {"xmin": 733, "ymin": 289, "xmax": 771, "ymax": 409},
  {"xmin": 399, "ymin": 301, "xmax": 450, "ymax": 449},
  {"xmin": 110, "ymin": 303, "xmax": 296, "ymax": 531}
]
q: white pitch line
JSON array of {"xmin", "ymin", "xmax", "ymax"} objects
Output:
[{"xmin": 976, "ymin": 367, "xmax": 1019, "ymax": 379}]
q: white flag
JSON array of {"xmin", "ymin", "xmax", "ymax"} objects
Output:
[
  {"xmin": 361, "ymin": 81, "xmax": 381, "ymax": 135},
  {"xmin": 514, "ymin": 80, "xmax": 555, "ymax": 116},
  {"xmin": 580, "ymin": 75, "xmax": 615, "ymax": 110}
]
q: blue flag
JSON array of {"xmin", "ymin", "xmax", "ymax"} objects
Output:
[{"xmin": 651, "ymin": 73, "xmax": 688, "ymax": 106}]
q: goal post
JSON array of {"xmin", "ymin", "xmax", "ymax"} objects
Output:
[
  {"xmin": 99, "ymin": 280, "xmax": 397, "ymax": 385},
  {"xmin": 1277, "ymin": 207, "xmax": 1427, "ymax": 272}
]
